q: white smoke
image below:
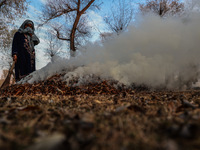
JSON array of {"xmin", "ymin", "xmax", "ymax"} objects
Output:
[
  {"xmin": 184, "ymin": 0, "xmax": 200, "ymax": 12},
  {"xmin": 60, "ymin": 12, "xmax": 200, "ymax": 89},
  {"xmin": 21, "ymin": 5, "xmax": 200, "ymax": 90}
]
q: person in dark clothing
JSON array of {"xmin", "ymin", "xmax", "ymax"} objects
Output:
[{"xmin": 12, "ymin": 20, "xmax": 40, "ymax": 81}]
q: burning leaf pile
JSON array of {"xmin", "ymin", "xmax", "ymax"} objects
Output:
[
  {"xmin": 0, "ymin": 74, "xmax": 200, "ymax": 150},
  {"xmin": 0, "ymin": 74, "xmax": 135, "ymax": 96}
]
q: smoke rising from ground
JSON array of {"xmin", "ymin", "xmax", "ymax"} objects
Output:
[
  {"xmin": 63, "ymin": 13, "xmax": 200, "ymax": 89},
  {"xmin": 23, "ymin": 10, "xmax": 200, "ymax": 89}
]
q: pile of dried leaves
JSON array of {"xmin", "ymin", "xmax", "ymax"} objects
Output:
[
  {"xmin": 0, "ymin": 74, "xmax": 128, "ymax": 96},
  {"xmin": 0, "ymin": 74, "xmax": 200, "ymax": 150}
]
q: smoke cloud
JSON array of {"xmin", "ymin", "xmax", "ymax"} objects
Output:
[
  {"xmin": 22, "ymin": 7, "xmax": 200, "ymax": 90},
  {"xmin": 62, "ymin": 12, "xmax": 200, "ymax": 89}
]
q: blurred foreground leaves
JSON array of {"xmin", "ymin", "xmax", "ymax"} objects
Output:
[{"xmin": 0, "ymin": 75, "xmax": 200, "ymax": 149}]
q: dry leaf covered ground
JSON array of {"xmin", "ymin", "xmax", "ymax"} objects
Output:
[{"xmin": 0, "ymin": 75, "xmax": 200, "ymax": 150}]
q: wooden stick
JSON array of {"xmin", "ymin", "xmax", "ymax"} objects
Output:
[{"xmin": 0, "ymin": 61, "xmax": 15, "ymax": 89}]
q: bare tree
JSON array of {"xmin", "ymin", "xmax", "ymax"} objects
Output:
[
  {"xmin": 0, "ymin": 29, "xmax": 17, "ymax": 69},
  {"xmin": 0, "ymin": 0, "xmax": 28, "ymax": 36},
  {"xmin": 0, "ymin": 0, "xmax": 28, "ymax": 69},
  {"xmin": 44, "ymin": 30, "xmax": 64, "ymax": 60},
  {"xmin": 0, "ymin": 0, "xmax": 27, "ymax": 19},
  {"xmin": 139, "ymin": 0, "xmax": 184, "ymax": 17},
  {"xmin": 40, "ymin": 0, "xmax": 101, "ymax": 56},
  {"xmin": 103, "ymin": 0, "xmax": 134, "ymax": 35}
]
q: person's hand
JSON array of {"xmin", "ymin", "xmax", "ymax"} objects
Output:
[{"xmin": 13, "ymin": 55, "xmax": 17, "ymax": 62}]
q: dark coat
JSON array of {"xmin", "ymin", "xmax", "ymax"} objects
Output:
[
  {"xmin": 12, "ymin": 32, "xmax": 36, "ymax": 81},
  {"xmin": 12, "ymin": 20, "xmax": 40, "ymax": 81}
]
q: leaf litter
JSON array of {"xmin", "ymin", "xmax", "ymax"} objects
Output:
[{"xmin": 0, "ymin": 74, "xmax": 200, "ymax": 150}]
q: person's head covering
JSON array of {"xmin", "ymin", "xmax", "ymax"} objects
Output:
[
  {"xmin": 19, "ymin": 20, "xmax": 35, "ymax": 31},
  {"xmin": 17, "ymin": 20, "xmax": 40, "ymax": 49}
]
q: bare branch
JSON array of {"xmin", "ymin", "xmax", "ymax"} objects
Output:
[
  {"xmin": 44, "ymin": 30, "xmax": 64, "ymax": 59},
  {"xmin": 53, "ymin": 27, "xmax": 70, "ymax": 41},
  {"xmin": 39, "ymin": 0, "xmax": 77, "ymax": 26},
  {"xmin": 40, "ymin": 0, "xmax": 101, "ymax": 55},
  {"xmin": 80, "ymin": 0, "xmax": 95, "ymax": 15},
  {"xmin": 104, "ymin": 0, "xmax": 134, "ymax": 35},
  {"xmin": 139, "ymin": 0, "xmax": 184, "ymax": 17},
  {"xmin": 0, "ymin": 0, "xmax": 28, "ymax": 20}
]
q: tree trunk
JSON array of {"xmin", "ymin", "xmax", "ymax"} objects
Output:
[
  {"xmin": 69, "ymin": 0, "xmax": 95, "ymax": 57},
  {"xmin": 159, "ymin": 2, "xmax": 162, "ymax": 16},
  {"xmin": 70, "ymin": 14, "xmax": 81, "ymax": 52}
]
